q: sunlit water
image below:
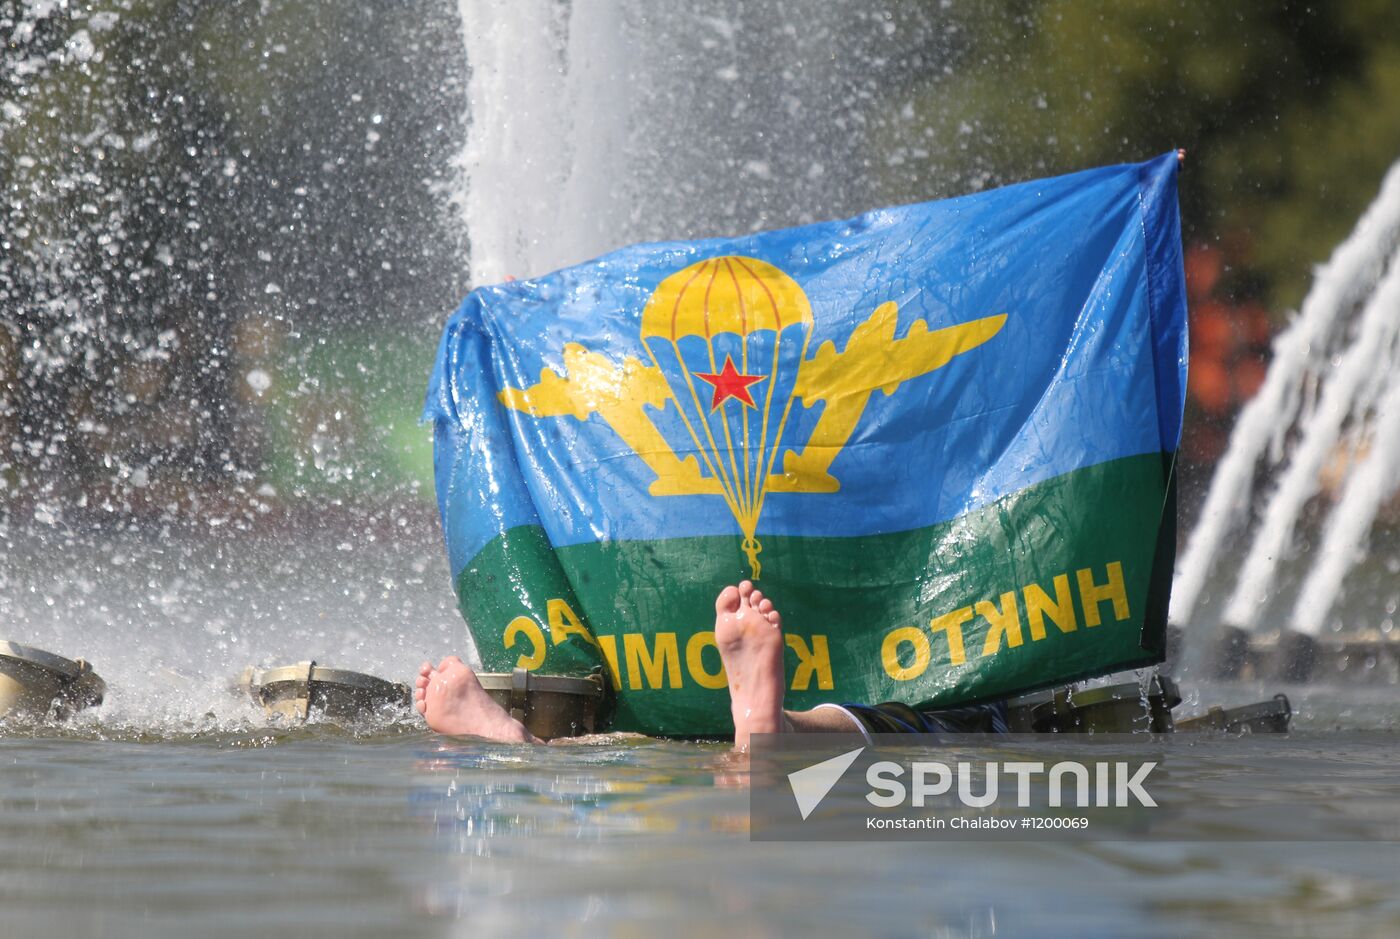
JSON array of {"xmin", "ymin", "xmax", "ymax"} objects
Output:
[
  {"xmin": 3, "ymin": 725, "xmax": 1399, "ymax": 937},
  {"xmin": 1, "ymin": 530, "xmax": 1397, "ymax": 938},
  {"xmin": 4, "ymin": 2, "xmax": 1399, "ymax": 935}
]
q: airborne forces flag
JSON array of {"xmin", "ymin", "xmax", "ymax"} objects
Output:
[{"xmin": 424, "ymin": 153, "xmax": 1188, "ymax": 736}]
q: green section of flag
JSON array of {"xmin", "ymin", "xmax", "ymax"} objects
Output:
[{"xmin": 454, "ymin": 453, "xmax": 1170, "ymax": 737}]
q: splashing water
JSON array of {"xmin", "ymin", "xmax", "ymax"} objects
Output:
[
  {"xmin": 1171, "ymin": 158, "xmax": 1400, "ymax": 632},
  {"xmin": 4, "ymin": 1, "xmax": 960, "ymax": 735}
]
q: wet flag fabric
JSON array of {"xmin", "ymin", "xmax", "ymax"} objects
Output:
[{"xmin": 424, "ymin": 153, "xmax": 1188, "ymax": 737}]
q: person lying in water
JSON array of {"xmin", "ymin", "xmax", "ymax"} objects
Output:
[{"xmin": 415, "ymin": 581, "xmax": 1008, "ymax": 748}]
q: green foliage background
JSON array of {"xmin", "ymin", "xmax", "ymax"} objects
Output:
[
  {"xmin": 883, "ymin": 1, "xmax": 1400, "ymax": 310},
  {"xmin": 4, "ymin": 0, "xmax": 1398, "ymax": 510}
]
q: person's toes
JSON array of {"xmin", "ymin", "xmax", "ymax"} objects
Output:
[
  {"xmin": 767, "ymin": 608, "xmax": 782, "ymax": 628},
  {"xmin": 750, "ymin": 588, "xmax": 765, "ymax": 611},
  {"xmin": 738, "ymin": 580, "xmax": 754, "ymax": 605},
  {"xmin": 757, "ymin": 598, "xmax": 774, "ymax": 615},
  {"xmin": 438, "ymin": 655, "xmax": 463, "ymax": 671},
  {"xmin": 419, "ymin": 660, "xmax": 432, "ymax": 677},
  {"xmin": 716, "ymin": 584, "xmax": 741, "ymax": 615}
]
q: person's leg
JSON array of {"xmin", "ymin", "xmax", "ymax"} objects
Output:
[
  {"xmin": 713, "ymin": 580, "xmax": 789, "ymax": 750},
  {"xmin": 418, "ymin": 579, "xmax": 793, "ymax": 747},
  {"xmin": 789, "ymin": 699, "xmax": 1011, "ymax": 739},
  {"xmin": 710, "ymin": 582, "xmax": 910, "ymax": 742},
  {"xmin": 416, "ymin": 588, "xmax": 1001, "ymax": 745},
  {"xmin": 413, "ymin": 655, "xmax": 542, "ymax": 743},
  {"xmin": 785, "ymin": 705, "xmax": 866, "ymax": 733}
]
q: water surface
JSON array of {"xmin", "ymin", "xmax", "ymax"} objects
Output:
[{"xmin": 1, "ymin": 528, "xmax": 1397, "ymax": 937}]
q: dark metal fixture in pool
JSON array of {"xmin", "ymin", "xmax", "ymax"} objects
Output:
[
  {"xmin": 237, "ymin": 662, "xmax": 411, "ymax": 723},
  {"xmin": 0, "ymin": 641, "xmax": 106, "ymax": 721}
]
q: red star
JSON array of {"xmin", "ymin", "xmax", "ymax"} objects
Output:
[{"xmin": 694, "ymin": 357, "xmax": 766, "ymax": 411}]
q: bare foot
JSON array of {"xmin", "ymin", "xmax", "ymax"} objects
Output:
[
  {"xmin": 413, "ymin": 656, "xmax": 539, "ymax": 743},
  {"xmin": 715, "ymin": 580, "xmax": 787, "ymax": 751}
]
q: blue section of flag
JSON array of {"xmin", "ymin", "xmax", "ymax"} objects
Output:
[{"xmin": 425, "ymin": 154, "xmax": 1187, "ymax": 579}]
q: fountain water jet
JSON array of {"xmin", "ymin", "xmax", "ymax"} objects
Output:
[
  {"xmin": 1221, "ymin": 244, "xmax": 1400, "ymax": 629},
  {"xmin": 1288, "ymin": 317, "xmax": 1400, "ymax": 634},
  {"xmin": 453, "ymin": 2, "xmax": 925, "ymax": 283},
  {"xmin": 1171, "ymin": 159, "xmax": 1400, "ymax": 628},
  {"xmin": 455, "ymin": 0, "xmax": 632, "ymax": 284}
]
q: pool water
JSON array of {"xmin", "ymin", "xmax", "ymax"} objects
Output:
[
  {"xmin": 2, "ymin": 692, "xmax": 1398, "ymax": 938},
  {"xmin": 1, "ymin": 527, "xmax": 1397, "ymax": 937}
]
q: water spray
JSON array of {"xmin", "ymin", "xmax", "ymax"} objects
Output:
[{"xmin": 1171, "ymin": 158, "xmax": 1400, "ymax": 627}]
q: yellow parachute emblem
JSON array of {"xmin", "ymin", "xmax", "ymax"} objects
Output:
[{"xmin": 500, "ymin": 256, "xmax": 1006, "ymax": 578}]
